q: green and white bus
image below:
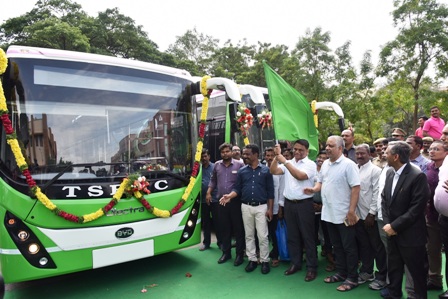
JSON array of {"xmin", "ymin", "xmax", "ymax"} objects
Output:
[
  {"xmin": 0, "ymin": 45, "xmax": 241, "ymax": 292},
  {"xmin": 197, "ymin": 84, "xmax": 345, "ymax": 161}
]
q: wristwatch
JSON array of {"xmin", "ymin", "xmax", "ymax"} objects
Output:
[{"xmin": 284, "ymin": 160, "xmax": 290, "ymax": 166}]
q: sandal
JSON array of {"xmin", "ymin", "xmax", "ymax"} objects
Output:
[
  {"xmin": 324, "ymin": 273, "xmax": 346, "ymax": 283},
  {"xmin": 325, "ymin": 263, "xmax": 335, "ymax": 272},
  {"xmin": 271, "ymin": 259, "xmax": 280, "ymax": 267},
  {"xmin": 336, "ymin": 279, "xmax": 358, "ymax": 292}
]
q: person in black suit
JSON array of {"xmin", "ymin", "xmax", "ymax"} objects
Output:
[{"xmin": 381, "ymin": 141, "xmax": 429, "ymax": 299}]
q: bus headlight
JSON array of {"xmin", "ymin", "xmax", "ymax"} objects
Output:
[
  {"xmin": 28, "ymin": 243, "xmax": 40, "ymax": 254},
  {"xmin": 39, "ymin": 257, "xmax": 49, "ymax": 266},
  {"xmin": 18, "ymin": 230, "xmax": 29, "ymax": 241}
]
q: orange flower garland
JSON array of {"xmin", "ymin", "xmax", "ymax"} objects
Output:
[{"xmin": 0, "ymin": 47, "xmax": 211, "ymax": 224}]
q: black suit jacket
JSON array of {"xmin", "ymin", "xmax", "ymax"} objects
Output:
[{"xmin": 381, "ymin": 163, "xmax": 429, "ymax": 247}]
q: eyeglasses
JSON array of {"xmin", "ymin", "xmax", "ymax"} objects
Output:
[{"xmin": 392, "ymin": 134, "xmax": 403, "ymax": 137}]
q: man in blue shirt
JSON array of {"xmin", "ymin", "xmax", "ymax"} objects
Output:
[
  {"xmin": 199, "ymin": 149, "xmax": 219, "ymax": 251},
  {"xmin": 220, "ymin": 144, "xmax": 274, "ymax": 274}
]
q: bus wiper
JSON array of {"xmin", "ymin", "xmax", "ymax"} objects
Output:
[
  {"xmin": 39, "ymin": 162, "xmax": 119, "ymax": 193},
  {"xmin": 139, "ymin": 170, "xmax": 189, "ymax": 184}
]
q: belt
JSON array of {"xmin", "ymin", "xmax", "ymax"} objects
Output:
[
  {"xmin": 285, "ymin": 197, "xmax": 313, "ymax": 203},
  {"xmin": 242, "ymin": 201, "xmax": 267, "ymax": 206}
]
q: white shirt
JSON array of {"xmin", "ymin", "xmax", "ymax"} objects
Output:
[
  {"xmin": 375, "ymin": 165, "xmax": 391, "ymax": 220},
  {"xmin": 273, "ymin": 174, "xmax": 285, "ymax": 214},
  {"xmin": 279, "ymin": 156, "xmax": 316, "ymax": 200},
  {"xmin": 356, "ymin": 161, "xmax": 381, "ymax": 220},
  {"xmin": 319, "ymin": 155, "xmax": 360, "ymax": 224}
]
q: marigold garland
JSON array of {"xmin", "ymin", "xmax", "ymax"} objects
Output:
[
  {"xmin": 0, "ymin": 47, "xmax": 211, "ymax": 224},
  {"xmin": 311, "ymin": 100, "xmax": 318, "ymax": 128}
]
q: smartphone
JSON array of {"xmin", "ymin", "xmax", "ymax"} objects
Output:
[{"xmin": 344, "ymin": 215, "xmax": 360, "ymax": 226}]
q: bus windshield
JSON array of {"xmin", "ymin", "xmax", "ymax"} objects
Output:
[{"xmin": 2, "ymin": 58, "xmax": 196, "ymax": 185}]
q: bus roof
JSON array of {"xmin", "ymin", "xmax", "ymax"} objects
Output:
[{"xmin": 6, "ymin": 45, "xmax": 193, "ymax": 81}]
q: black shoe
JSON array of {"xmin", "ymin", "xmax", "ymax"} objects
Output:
[
  {"xmin": 428, "ymin": 282, "xmax": 443, "ymax": 291},
  {"xmin": 245, "ymin": 261, "xmax": 258, "ymax": 272},
  {"xmin": 218, "ymin": 253, "xmax": 231, "ymax": 264},
  {"xmin": 439, "ymin": 290, "xmax": 448, "ymax": 299},
  {"xmin": 261, "ymin": 262, "xmax": 270, "ymax": 274},
  {"xmin": 284, "ymin": 264, "xmax": 301, "ymax": 275},
  {"xmin": 234, "ymin": 254, "xmax": 244, "ymax": 266}
]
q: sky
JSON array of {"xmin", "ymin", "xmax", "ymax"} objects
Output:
[{"xmin": 0, "ymin": 0, "xmax": 445, "ymax": 67}]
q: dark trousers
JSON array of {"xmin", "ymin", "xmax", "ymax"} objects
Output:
[
  {"xmin": 327, "ymin": 222, "xmax": 358, "ymax": 280},
  {"xmin": 284, "ymin": 198, "xmax": 317, "ymax": 270},
  {"xmin": 268, "ymin": 214, "xmax": 279, "ymax": 259},
  {"xmin": 320, "ymin": 220, "xmax": 333, "ymax": 254},
  {"xmin": 217, "ymin": 200, "xmax": 245, "ymax": 256},
  {"xmin": 387, "ymin": 237, "xmax": 427, "ymax": 299},
  {"xmin": 201, "ymin": 201, "xmax": 220, "ymax": 247},
  {"xmin": 355, "ymin": 219, "xmax": 387, "ymax": 281}
]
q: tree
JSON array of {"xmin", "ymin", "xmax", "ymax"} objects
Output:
[
  {"xmin": 377, "ymin": 0, "xmax": 448, "ymax": 131},
  {"xmin": 291, "ymin": 27, "xmax": 334, "ymax": 102},
  {"xmin": 167, "ymin": 28, "xmax": 219, "ymax": 76},
  {"xmin": 0, "ymin": 0, "xmax": 88, "ymax": 49},
  {"xmin": 210, "ymin": 39, "xmax": 255, "ymax": 83}
]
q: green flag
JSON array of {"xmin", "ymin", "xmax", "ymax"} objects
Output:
[{"xmin": 263, "ymin": 61, "xmax": 319, "ymax": 160}]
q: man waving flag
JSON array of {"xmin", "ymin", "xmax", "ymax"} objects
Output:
[{"xmin": 263, "ymin": 61, "xmax": 318, "ymax": 160}]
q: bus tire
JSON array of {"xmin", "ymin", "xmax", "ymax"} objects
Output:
[{"xmin": 0, "ymin": 274, "xmax": 4, "ymax": 299}]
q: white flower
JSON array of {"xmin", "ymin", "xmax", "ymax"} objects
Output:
[
  {"xmin": 257, "ymin": 114, "xmax": 262, "ymax": 118},
  {"xmin": 237, "ymin": 111, "xmax": 241, "ymax": 117},
  {"xmin": 141, "ymin": 176, "xmax": 146, "ymax": 181},
  {"xmin": 244, "ymin": 124, "xmax": 248, "ymax": 128},
  {"xmin": 262, "ymin": 111, "xmax": 266, "ymax": 116},
  {"xmin": 138, "ymin": 177, "xmax": 143, "ymax": 182}
]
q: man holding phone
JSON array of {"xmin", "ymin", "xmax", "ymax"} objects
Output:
[
  {"xmin": 220, "ymin": 144, "xmax": 274, "ymax": 274},
  {"xmin": 270, "ymin": 139, "xmax": 318, "ymax": 282}
]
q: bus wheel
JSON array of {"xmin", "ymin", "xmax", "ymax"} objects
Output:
[{"xmin": 0, "ymin": 274, "xmax": 4, "ymax": 299}]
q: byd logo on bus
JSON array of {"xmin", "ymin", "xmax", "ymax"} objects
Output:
[{"xmin": 115, "ymin": 227, "xmax": 134, "ymax": 239}]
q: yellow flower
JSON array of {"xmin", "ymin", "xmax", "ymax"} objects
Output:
[
  {"xmin": 153, "ymin": 207, "xmax": 170, "ymax": 218},
  {"xmin": 35, "ymin": 188, "xmax": 57, "ymax": 210},
  {"xmin": 0, "ymin": 48, "xmax": 7, "ymax": 75},
  {"xmin": 200, "ymin": 76, "xmax": 211, "ymax": 96},
  {"xmin": 113, "ymin": 179, "xmax": 128, "ymax": 201},
  {"xmin": 83, "ymin": 209, "xmax": 104, "ymax": 223},
  {"xmin": 7, "ymin": 139, "xmax": 27, "ymax": 168},
  {"xmin": 201, "ymin": 98, "xmax": 209, "ymax": 120},
  {"xmin": 0, "ymin": 84, "xmax": 7, "ymax": 112},
  {"xmin": 244, "ymin": 137, "xmax": 250, "ymax": 145}
]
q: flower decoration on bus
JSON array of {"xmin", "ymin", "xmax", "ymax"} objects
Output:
[
  {"xmin": 235, "ymin": 103, "xmax": 253, "ymax": 137},
  {"xmin": 0, "ymin": 48, "xmax": 213, "ymax": 224},
  {"xmin": 142, "ymin": 164, "xmax": 168, "ymax": 171},
  {"xmin": 126, "ymin": 175, "xmax": 150, "ymax": 197},
  {"xmin": 257, "ymin": 109, "xmax": 273, "ymax": 130}
]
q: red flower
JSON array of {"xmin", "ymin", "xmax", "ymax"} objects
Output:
[
  {"xmin": 199, "ymin": 123, "xmax": 206, "ymax": 138},
  {"xmin": 191, "ymin": 162, "xmax": 200, "ymax": 177},
  {"xmin": 58, "ymin": 211, "xmax": 79, "ymax": 223},
  {"xmin": 103, "ymin": 200, "xmax": 117, "ymax": 212}
]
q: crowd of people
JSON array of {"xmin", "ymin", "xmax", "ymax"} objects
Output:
[{"xmin": 198, "ymin": 105, "xmax": 448, "ymax": 299}]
